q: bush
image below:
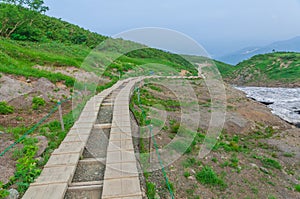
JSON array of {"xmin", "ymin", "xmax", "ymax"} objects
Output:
[
  {"xmin": 195, "ymin": 166, "xmax": 227, "ymax": 189},
  {"xmin": 261, "ymin": 158, "xmax": 282, "ymax": 170},
  {"xmin": 170, "ymin": 123, "xmax": 180, "ymax": 134},
  {"xmin": 146, "ymin": 182, "xmax": 156, "ymax": 199},
  {"xmin": 295, "ymin": 184, "xmax": 300, "ymax": 192},
  {"xmin": 32, "ymin": 96, "xmax": 45, "ymax": 110},
  {"xmin": 0, "ymin": 182, "xmax": 9, "ymax": 198},
  {"xmin": 184, "ymin": 171, "xmax": 191, "ymax": 178},
  {"xmin": 0, "ymin": 101, "xmax": 14, "ymax": 114},
  {"xmin": 13, "ymin": 144, "xmax": 41, "ymax": 193}
]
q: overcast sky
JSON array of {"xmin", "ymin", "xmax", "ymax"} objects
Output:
[{"xmin": 44, "ymin": 0, "xmax": 300, "ymax": 57}]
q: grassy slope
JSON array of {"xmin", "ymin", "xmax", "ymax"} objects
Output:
[
  {"xmin": 0, "ymin": 3, "xmax": 198, "ymax": 86},
  {"xmin": 0, "ymin": 38, "xmax": 91, "ymax": 86},
  {"xmin": 0, "ymin": 38, "xmax": 198, "ymax": 84},
  {"xmin": 224, "ymin": 52, "xmax": 300, "ymax": 86}
]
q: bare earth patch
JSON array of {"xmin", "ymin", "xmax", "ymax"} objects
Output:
[
  {"xmin": 133, "ymin": 79, "xmax": 300, "ymax": 199},
  {"xmin": 0, "ymin": 74, "xmax": 74, "ymax": 185}
]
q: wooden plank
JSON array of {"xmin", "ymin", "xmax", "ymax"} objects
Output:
[
  {"xmin": 68, "ymin": 184, "xmax": 102, "ymax": 191},
  {"xmin": 23, "ymin": 183, "xmax": 68, "ymax": 199},
  {"xmin": 45, "ymin": 154, "xmax": 80, "ymax": 168},
  {"xmin": 70, "ymin": 180, "xmax": 103, "ymax": 187},
  {"xmin": 79, "ymin": 158, "xmax": 106, "ymax": 164},
  {"xmin": 94, "ymin": 123, "xmax": 112, "ymax": 129},
  {"xmin": 101, "ymin": 103, "xmax": 114, "ymax": 106},
  {"xmin": 32, "ymin": 166, "xmax": 76, "ymax": 186},
  {"xmin": 63, "ymin": 134, "xmax": 90, "ymax": 144},
  {"xmin": 52, "ymin": 142, "xmax": 85, "ymax": 155}
]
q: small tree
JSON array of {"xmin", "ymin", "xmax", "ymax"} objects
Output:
[
  {"xmin": 0, "ymin": 0, "xmax": 49, "ymax": 38},
  {"xmin": 1, "ymin": 0, "xmax": 49, "ymax": 12},
  {"xmin": 26, "ymin": 0, "xmax": 49, "ymax": 13}
]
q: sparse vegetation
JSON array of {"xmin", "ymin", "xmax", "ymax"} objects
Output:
[
  {"xmin": 283, "ymin": 152, "xmax": 295, "ymax": 157},
  {"xmin": 252, "ymin": 155, "xmax": 282, "ymax": 170},
  {"xmin": 268, "ymin": 195, "xmax": 277, "ymax": 199},
  {"xmin": 1, "ymin": 92, "xmax": 87, "ymax": 195},
  {"xmin": 129, "ymin": 78, "xmax": 300, "ymax": 198}
]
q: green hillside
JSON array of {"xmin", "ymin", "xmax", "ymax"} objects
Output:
[
  {"xmin": 0, "ymin": 2, "xmax": 106, "ymax": 47},
  {"xmin": 226, "ymin": 52, "xmax": 300, "ymax": 86},
  {"xmin": 0, "ymin": 2, "xmax": 200, "ymax": 195},
  {"xmin": 0, "ymin": 2, "xmax": 198, "ymax": 91}
]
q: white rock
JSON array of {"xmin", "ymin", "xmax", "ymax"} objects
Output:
[{"xmin": 6, "ymin": 189, "xmax": 19, "ymax": 199}]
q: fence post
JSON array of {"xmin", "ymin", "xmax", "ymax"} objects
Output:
[
  {"xmin": 137, "ymin": 88, "xmax": 140, "ymax": 104},
  {"xmin": 148, "ymin": 124, "xmax": 153, "ymax": 163},
  {"xmin": 58, "ymin": 101, "xmax": 65, "ymax": 131}
]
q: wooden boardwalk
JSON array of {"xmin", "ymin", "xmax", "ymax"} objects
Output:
[
  {"xmin": 22, "ymin": 78, "xmax": 144, "ymax": 199},
  {"xmin": 22, "ymin": 76, "xmax": 200, "ymax": 199}
]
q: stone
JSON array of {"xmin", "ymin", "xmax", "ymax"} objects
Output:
[
  {"xmin": 221, "ymin": 156, "xmax": 227, "ymax": 159},
  {"xmin": 35, "ymin": 136, "xmax": 48, "ymax": 157},
  {"xmin": 6, "ymin": 189, "xmax": 19, "ymax": 199},
  {"xmin": 188, "ymin": 176, "xmax": 196, "ymax": 181},
  {"xmin": 250, "ymin": 163, "xmax": 258, "ymax": 169},
  {"xmin": 260, "ymin": 167, "xmax": 269, "ymax": 174},
  {"xmin": 154, "ymin": 193, "xmax": 161, "ymax": 199}
]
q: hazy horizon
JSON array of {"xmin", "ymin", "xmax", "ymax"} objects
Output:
[{"xmin": 44, "ymin": 0, "xmax": 300, "ymax": 57}]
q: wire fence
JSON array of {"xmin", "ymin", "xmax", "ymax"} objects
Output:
[
  {"xmin": 135, "ymin": 86, "xmax": 175, "ymax": 199},
  {"xmin": 0, "ymin": 94, "xmax": 77, "ymax": 157}
]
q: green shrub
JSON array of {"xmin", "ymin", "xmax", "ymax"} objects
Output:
[
  {"xmin": 184, "ymin": 171, "xmax": 191, "ymax": 178},
  {"xmin": 0, "ymin": 182, "xmax": 9, "ymax": 198},
  {"xmin": 8, "ymin": 126, "xmax": 27, "ymax": 140},
  {"xmin": 295, "ymin": 184, "xmax": 300, "ymax": 192},
  {"xmin": 283, "ymin": 152, "xmax": 295, "ymax": 157},
  {"xmin": 170, "ymin": 123, "xmax": 180, "ymax": 134},
  {"xmin": 0, "ymin": 101, "xmax": 14, "ymax": 114},
  {"xmin": 230, "ymin": 154, "xmax": 239, "ymax": 168},
  {"xmin": 32, "ymin": 96, "xmax": 45, "ymax": 110},
  {"xmin": 261, "ymin": 158, "xmax": 282, "ymax": 170},
  {"xmin": 195, "ymin": 166, "xmax": 227, "ymax": 189},
  {"xmin": 253, "ymin": 155, "xmax": 282, "ymax": 170},
  {"xmin": 11, "ymin": 144, "xmax": 41, "ymax": 193},
  {"xmin": 146, "ymin": 182, "xmax": 156, "ymax": 199}
]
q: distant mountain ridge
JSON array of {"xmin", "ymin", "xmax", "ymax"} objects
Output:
[{"xmin": 216, "ymin": 36, "xmax": 300, "ymax": 65}]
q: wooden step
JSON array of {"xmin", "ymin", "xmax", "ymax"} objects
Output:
[
  {"xmin": 101, "ymin": 103, "xmax": 114, "ymax": 106},
  {"xmin": 68, "ymin": 181, "xmax": 103, "ymax": 192},
  {"xmin": 79, "ymin": 158, "xmax": 106, "ymax": 164},
  {"xmin": 69, "ymin": 180, "xmax": 103, "ymax": 188},
  {"xmin": 94, "ymin": 123, "xmax": 112, "ymax": 129}
]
